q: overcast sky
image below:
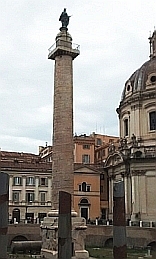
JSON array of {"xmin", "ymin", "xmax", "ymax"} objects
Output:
[{"xmin": 0, "ymin": 1, "xmax": 155, "ymax": 154}]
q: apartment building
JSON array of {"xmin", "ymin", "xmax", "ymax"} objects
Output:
[
  {"xmin": 1, "ymin": 151, "xmax": 52, "ymax": 223},
  {"xmin": 39, "ymin": 133, "xmax": 119, "ymax": 165},
  {"xmin": 1, "ymin": 133, "xmax": 119, "ymax": 222}
]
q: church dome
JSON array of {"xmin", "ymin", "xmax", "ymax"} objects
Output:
[
  {"xmin": 121, "ymin": 30, "xmax": 156, "ymax": 102},
  {"xmin": 121, "ymin": 57, "xmax": 156, "ymax": 101},
  {"xmin": 117, "ymin": 30, "xmax": 156, "ymax": 144}
]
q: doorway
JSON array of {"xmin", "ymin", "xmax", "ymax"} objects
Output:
[
  {"xmin": 26, "ymin": 212, "xmax": 34, "ymax": 223},
  {"xmin": 38, "ymin": 213, "xmax": 47, "ymax": 223},
  {"xmin": 81, "ymin": 207, "xmax": 88, "ymax": 220},
  {"xmin": 79, "ymin": 198, "xmax": 90, "ymax": 220},
  {"xmin": 12, "ymin": 208, "xmax": 20, "ymax": 223}
]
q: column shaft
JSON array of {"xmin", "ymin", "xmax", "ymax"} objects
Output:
[{"xmin": 52, "ymin": 55, "xmax": 74, "ymax": 209}]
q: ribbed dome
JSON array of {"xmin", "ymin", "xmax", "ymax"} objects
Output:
[{"xmin": 121, "ymin": 57, "xmax": 156, "ymax": 101}]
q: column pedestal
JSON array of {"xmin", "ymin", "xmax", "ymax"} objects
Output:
[{"xmin": 41, "ymin": 214, "xmax": 90, "ymax": 259}]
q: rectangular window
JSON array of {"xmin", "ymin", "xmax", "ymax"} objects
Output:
[
  {"xmin": 83, "ymin": 144, "xmax": 90, "ymax": 149},
  {"xmin": 124, "ymin": 118, "xmax": 128, "ymax": 136},
  {"xmin": 86, "ymin": 185, "xmax": 91, "ymax": 192},
  {"xmin": 13, "ymin": 192, "xmax": 20, "ymax": 202},
  {"xmin": 40, "ymin": 177, "xmax": 48, "ymax": 186},
  {"xmin": 102, "ymin": 149, "xmax": 105, "ymax": 156},
  {"xmin": 149, "ymin": 111, "xmax": 156, "ymax": 130},
  {"xmin": 79, "ymin": 184, "xmax": 81, "ymax": 191},
  {"xmin": 100, "ymin": 185, "xmax": 104, "ymax": 193},
  {"xmin": 26, "ymin": 192, "xmax": 35, "ymax": 203},
  {"xmin": 101, "ymin": 208, "xmax": 106, "ymax": 219},
  {"xmin": 97, "ymin": 138, "xmax": 102, "ymax": 146},
  {"xmin": 82, "ymin": 154, "xmax": 90, "ymax": 164},
  {"xmin": 26, "ymin": 177, "xmax": 35, "ymax": 186},
  {"xmin": 40, "ymin": 192, "xmax": 46, "ymax": 205},
  {"xmin": 100, "ymin": 174, "xmax": 104, "ymax": 180},
  {"xmin": 13, "ymin": 177, "xmax": 22, "ymax": 186}
]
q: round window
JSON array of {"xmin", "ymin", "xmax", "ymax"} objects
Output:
[{"xmin": 150, "ymin": 75, "xmax": 156, "ymax": 83}]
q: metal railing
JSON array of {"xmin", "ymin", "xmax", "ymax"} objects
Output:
[{"xmin": 48, "ymin": 41, "xmax": 80, "ymax": 55}]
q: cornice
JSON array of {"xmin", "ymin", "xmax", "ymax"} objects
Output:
[{"xmin": 119, "ymin": 91, "xmax": 156, "ymax": 110}]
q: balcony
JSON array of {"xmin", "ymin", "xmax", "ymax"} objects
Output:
[
  {"xmin": 48, "ymin": 40, "xmax": 80, "ymax": 60},
  {"xmin": 9, "ymin": 201, "xmax": 51, "ymax": 207}
]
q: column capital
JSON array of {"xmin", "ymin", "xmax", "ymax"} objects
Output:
[{"xmin": 132, "ymin": 170, "xmax": 146, "ymax": 176}]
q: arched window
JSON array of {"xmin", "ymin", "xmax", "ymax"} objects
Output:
[
  {"xmin": 82, "ymin": 182, "xmax": 86, "ymax": 192},
  {"xmin": 80, "ymin": 198, "xmax": 89, "ymax": 204},
  {"xmin": 149, "ymin": 111, "xmax": 156, "ymax": 130},
  {"xmin": 124, "ymin": 118, "xmax": 128, "ymax": 136},
  {"xmin": 78, "ymin": 182, "xmax": 91, "ymax": 192}
]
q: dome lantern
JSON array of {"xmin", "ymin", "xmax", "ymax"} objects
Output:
[{"xmin": 149, "ymin": 29, "xmax": 156, "ymax": 59}]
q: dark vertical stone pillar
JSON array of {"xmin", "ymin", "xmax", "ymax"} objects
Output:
[
  {"xmin": 113, "ymin": 181, "xmax": 127, "ymax": 259},
  {"xmin": 0, "ymin": 172, "xmax": 9, "ymax": 259},
  {"xmin": 58, "ymin": 191, "xmax": 72, "ymax": 259}
]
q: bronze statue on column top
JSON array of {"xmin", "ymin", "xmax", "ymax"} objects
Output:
[{"xmin": 59, "ymin": 8, "xmax": 71, "ymax": 29}]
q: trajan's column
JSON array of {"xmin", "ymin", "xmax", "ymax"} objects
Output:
[
  {"xmin": 49, "ymin": 8, "xmax": 79, "ymax": 211},
  {"xmin": 41, "ymin": 9, "xmax": 90, "ymax": 259}
]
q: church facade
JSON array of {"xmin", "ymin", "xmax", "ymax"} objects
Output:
[{"xmin": 105, "ymin": 30, "xmax": 156, "ymax": 223}]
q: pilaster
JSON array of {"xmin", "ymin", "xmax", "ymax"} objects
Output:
[
  {"xmin": 9, "ymin": 175, "xmax": 13, "ymax": 201},
  {"xmin": 47, "ymin": 177, "xmax": 51, "ymax": 202},
  {"xmin": 35, "ymin": 176, "xmax": 39, "ymax": 202},
  {"xmin": 22, "ymin": 176, "xmax": 26, "ymax": 201}
]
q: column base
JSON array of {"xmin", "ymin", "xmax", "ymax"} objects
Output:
[
  {"xmin": 75, "ymin": 250, "xmax": 89, "ymax": 258},
  {"xmin": 40, "ymin": 212, "xmax": 90, "ymax": 259},
  {"xmin": 41, "ymin": 248, "xmax": 58, "ymax": 259}
]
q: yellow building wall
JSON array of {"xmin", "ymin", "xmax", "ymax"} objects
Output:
[
  {"xmin": 74, "ymin": 144, "xmax": 95, "ymax": 164},
  {"xmin": 74, "ymin": 171, "xmax": 101, "ymax": 220},
  {"xmin": 74, "ymin": 136, "xmax": 95, "ymax": 164}
]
